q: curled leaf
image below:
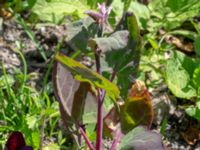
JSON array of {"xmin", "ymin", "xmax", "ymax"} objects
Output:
[{"xmin": 120, "ymin": 80, "xmax": 153, "ymax": 133}]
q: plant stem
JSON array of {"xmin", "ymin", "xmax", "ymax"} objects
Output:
[
  {"xmin": 95, "ymin": 52, "xmax": 101, "ymax": 74},
  {"xmin": 79, "ymin": 127, "xmax": 94, "ymax": 150},
  {"xmin": 95, "ymin": 45, "xmax": 104, "ymax": 150},
  {"xmin": 110, "ymin": 71, "xmax": 116, "ymax": 82},
  {"xmin": 96, "ymin": 88, "xmax": 104, "ymax": 150},
  {"xmin": 95, "ymin": 22, "xmax": 107, "ymax": 150},
  {"xmin": 110, "ymin": 130, "xmax": 123, "ymax": 150}
]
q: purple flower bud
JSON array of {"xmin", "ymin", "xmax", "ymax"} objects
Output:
[{"xmin": 85, "ymin": 3, "xmax": 112, "ymax": 24}]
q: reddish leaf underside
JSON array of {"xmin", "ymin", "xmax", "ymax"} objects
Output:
[
  {"xmin": 6, "ymin": 131, "xmax": 26, "ymax": 150},
  {"xmin": 5, "ymin": 132, "xmax": 33, "ymax": 150},
  {"xmin": 53, "ymin": 62, "xmax": 97, "ymax": 127}
]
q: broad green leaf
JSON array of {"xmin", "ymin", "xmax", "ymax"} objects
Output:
[
  {"xmin": 105, "ymin": 12, "xmax": 142, "ymax": 98},
  {"xmin": 32, "ymin": 0, "xmax": 90, "ymax": 22},
  {"xmin": 122, "ymin": 0, "xmax": 132, "ymax": 12},
  {"xmin": 165, "ymin": 51, "xmax": 197, "ymax": 99},
  {"xmin": 173, "ymin": 51, "xmax": 199, "ymax": 77},
  {"xmin": 27, "ymin": 0, "xmax": 37, "ymax": 9},
  {"xmin": 112, "ymin": 0, "xmax": 124, "ymax": 18},
  {"xmin": 88, "ymin": 30, "xmax": 129, "ymax": 53},
  {"xmin": 55, "ymin": 53, "xmax": 119, "ymax": 100},
  {"xmin": 194, "ymin": 35, "xmax": 200, "ymax": 56},
  {"xmin": 65, "ymin": 17, "xmax": 98, "ymax": 53},
  {"xmin": 128, "ymin": 1, "xmax": 150, "ymax": 29},
  {"xmin": 118, "ymin": 126, "xmax": 165, "ymax": 150}
]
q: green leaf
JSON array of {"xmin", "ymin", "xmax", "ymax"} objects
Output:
[
  {"xmin": 121, "ymin": 98, "xmax": 153, "ymax": 133},
  {"xmin": 165, "ymin": 51, "xmax": 197, "ymax": 99},
  {"xmin": 128, "ymin": 1, "xmax": 150, "ymax": 29},
  {"xmin": 0, "ymin": 75, "xmax": 15, "ymax": 89},
  {"xmin": 32, "ymin": 0, "xmax": 90, "ymax": 22},
  {"xmin": 148, "ymin": 0, "xmax": 200, "ymax": 30},
  {"xmin": 106, "ymin": 12, "xmax": 142, "ymax": 98},
  {"xmin": 173, "ymin": 51, "xmax": 199, "ymax": 77},
  {"xmin": 43, "ymin": 143, "xmax": 60, "ymax": 150},
  {"xmin": 186, "ymin": 106, "xmax": 200, "ymax": 120},
  {"xmin": 26, "ymin": 114, "xmax": 38, "ymax": 129},
  {"xmin": 55, "ymin": 53, "xmax": 119, "ymax": 100},
  {"xmin": 193, "ymin": 67, "xmax": 200, "ymax": 88},
  {"xmin": 118, "ymin": 126, "xmax": 165, "ymax": 150},
  {"xmin": 122, "ymin": 0, "xmax": 132, "ymax": 11},
  {"xmin": 31, "ymin": 131, "xmax": 40, "ymax": 149},
  {"xmin": 27, "ymin": 0, "xmax": 37, "ymax": 9},
  {"xmin": 65, "ymin": 17, "xmax": 97, "ymax": 53},
  {"xmin": 88, "ymin": 30, "xmax": 129, "ymax": 53},
  {"xmin": 194, "ymin": 35, "xmax": 200, "ymax": 56},
  {"xmin": 120, "ymin": 81, "xmax": 153, "ymax": 133},
  {"xmin": 112, "ymin": 0, "xmax": 124, "ymax": 18}
]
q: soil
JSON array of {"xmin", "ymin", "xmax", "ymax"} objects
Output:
[{"xmin": 1, "ymin": 17, "xmax": 200, "ymax": 150}]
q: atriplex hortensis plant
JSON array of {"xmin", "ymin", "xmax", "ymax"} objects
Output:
[{"xmin": 53, "ymin": 3, "xmax": 165, "ymax": 150}]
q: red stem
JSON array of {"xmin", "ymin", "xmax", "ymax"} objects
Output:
[
  {"xmin": 96, "ymin": 88, "xmax": 106, "ymax": 150},
  {"xmin": 110, "ymin": 130, "xmax": 123, "ymax": 150},
  {"xmin": 95, "ymin": 46, "xmax": 103, "ymax": 150},
  {"xmin": 79, "ymin": 127, "xmax": 94, "ymax": 150}
]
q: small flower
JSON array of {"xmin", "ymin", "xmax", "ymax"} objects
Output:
[{"xmin": 85, "ymin": 3, "xmax": 112, "ymax": 24}]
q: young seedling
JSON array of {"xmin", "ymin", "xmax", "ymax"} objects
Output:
[{"xmin": 53, "ymin": 2, "xmax": 165, "ymax": 150}]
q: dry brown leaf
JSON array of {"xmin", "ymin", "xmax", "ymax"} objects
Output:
[
  {"xmin": 0, "ymin": 7, "xmax": 12, "ymax": 19},
  {"xmin": 159, "ymin": 29, "xmax": 193, "ymax": 53},
  {"xmin": 181, "ymin": 127, "xmax": 200, "ymax": 145}
]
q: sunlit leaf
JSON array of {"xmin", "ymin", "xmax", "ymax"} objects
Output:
[
  {"xmin": 148, "ymin": 0, "xmax": 200, "ymax": 30},
  {"xmin": 26, "ymin": 114, "xmax": 38, "ymax": 129},
  {"xmin": 32, "ymin": 0, "xmax": 90, "ymax": 22},
  {"xmin": 186, "ymin": 106, "xmax": 200, "ymax": 121},
  {"xmin": 55, "ymin": 53, "xmax": 119, "ymax": 100},
  {"xmin": 128, "ymin": 1, "xmax": 150, "ymax": 29},
  {"xmin": 165, "ymin": 51, "xmax": 197, "ymax": 99},
  {"xmin": 193, "ymin": 67, "xmax": 200, "ymax": 88},
  {"xmin": 43, "ymin": 143, "xmax": 60, "ymax": 150}
]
